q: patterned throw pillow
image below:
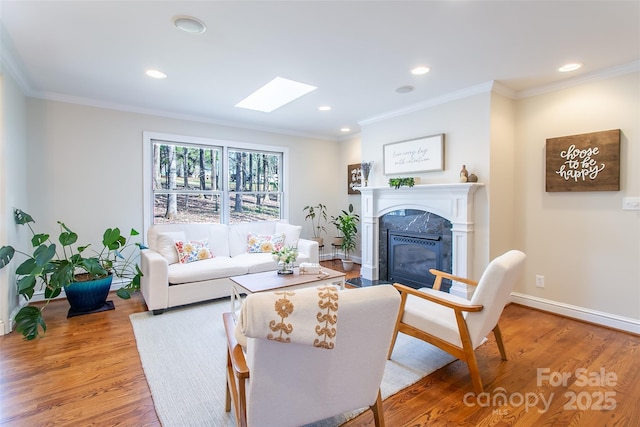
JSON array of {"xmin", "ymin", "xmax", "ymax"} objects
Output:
[
  {"xmin": 246, "ymin": 233, "xmax": 285, "ymax": 253},
  {"xmin": 175, "ymin": 239, "xmax": 214, "ymax": 264}
]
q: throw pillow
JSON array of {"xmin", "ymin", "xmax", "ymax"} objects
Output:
[
  {"xmin": 275, "ymin": 222, "xmax": 302, "ymax": 248},
  {"xmin": 246, "ymin": 233, "xmax": 285, "ymax": 253},
  {"xmin": 175, "ymin": 239, "xmax": 214, "ymax": 264},
  {"xmin": 156, "ymin": 231, "xmax": 187, "ymax": 265}
]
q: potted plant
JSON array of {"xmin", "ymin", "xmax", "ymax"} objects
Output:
[
  {"xmin": 303, "ymin": 203, "xmax": 328, "ymax": 246},
  {"xmin": 0, "ymin": 208, "xmax": 143, "ymax": 340},
  {"xmin": 332, "ymin": 204, "xmax": 360, "ymax": 271}
]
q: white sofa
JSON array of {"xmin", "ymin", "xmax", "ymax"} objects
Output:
[{"xmin": 140, "ymin": 221, "xmax": 318, "ymax": 314}]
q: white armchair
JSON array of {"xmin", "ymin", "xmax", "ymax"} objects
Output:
[
  {"xmin": 388, "ymin": 250, "xmax": 526, "ymax": 393},
  {"xmin": 223, "ymin": 285, "xmax": 401, "ymax": 427}
]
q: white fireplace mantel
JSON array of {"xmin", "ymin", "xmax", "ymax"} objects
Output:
[{"xmin": 358, "ymin": 183, "xmax": 483, "ymax": 298}]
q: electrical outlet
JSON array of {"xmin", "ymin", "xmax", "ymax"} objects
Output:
[
  {"xmin": 623, "ymin": 197, "xmax": 640, "ymax": 211},
  {"xmin": 535, "ymin": 275, "xmax": 545, "ymax": 288}
]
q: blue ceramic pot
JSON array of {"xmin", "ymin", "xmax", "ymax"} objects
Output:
[{"xmin": 64, "ymin": 274, "xmax": 113, "ymax": 312}]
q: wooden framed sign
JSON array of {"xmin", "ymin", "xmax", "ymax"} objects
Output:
[
  {"xmin": 545, "ymin": 129, "xmax": 620, "ymax": 192},
  {"xmin": 347, "ymin": 163, "xmax": 362, "ymax": 194},
  {"xmin": 383, "ymin": 134, "xmax": 444, "ymax": 175}
]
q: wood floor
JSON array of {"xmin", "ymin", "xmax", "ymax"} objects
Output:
[{"xmin": 1, "ymin": 262, "xmax": 638, "ymax": 426}]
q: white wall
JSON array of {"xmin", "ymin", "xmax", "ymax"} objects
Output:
[
  {"xmin": 24, "ymin": 99, "xmax": 341, "ymax": 259},
  {"xmin": 0, "ymin": 67, "xmax": 29, "ymax": 334},
  {"xmin": 513, "ymin": 72, "xmax": 640, "ymax": 324},
  {"xmin": 360, "ymin": 91, "xmax": 492, "ymax": 278}
]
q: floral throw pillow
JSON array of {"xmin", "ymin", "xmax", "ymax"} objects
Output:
[
  {"xmin": 175, "ymin": 239, "xmax": 214, "ymax": 264},
  {"xmin": 247, "ymin": 233, "xmax": 285, "ymax": 253}
]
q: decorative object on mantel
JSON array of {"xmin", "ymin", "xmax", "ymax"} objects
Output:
[
  {"xmin": 388, "ymin": 177, "xmax": 415, "ymax": 189},
  {"xmin": 272, "ymin": 246, "xmax": 298, "ymax": 275},
  {"xmin": 361, "ymin": 161, "xmax": 373, "ymax": 186},
  {"xmin": 545, "ymin": 129, "xmax": 620, "ymax": 192},
  {"xmin": 347, "ymin": 163, "xmax": 362, "ymax": 194},
  {"xmin": 459, "ymin": 165, "xmax": 469, "ymax": 182},
  {"xmin": 383, "ymin": 133, "xmax": 445, "ymax": 175},
  {"xmin": 468, "ymin": 173, "xmax": 478, "ymax": 182}
]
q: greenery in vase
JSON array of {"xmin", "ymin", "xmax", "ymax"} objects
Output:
[
  {"xmin": 388, "ymin": 177, "xmax": 415, "ymax": 189},
  {"xmin": 332, "ymin": 204, "xmax": 360, "ymax": 260},
  {"xmin": 271, "ymin": 246, "xmax": 298, "ymax": 265},
  {"xmin": 0, "ymin": 209, "xmax": 143, "ymax": 340},
  {"xmin": 303, "ymin": 203, "xmax": 328, "ymax": 239}
]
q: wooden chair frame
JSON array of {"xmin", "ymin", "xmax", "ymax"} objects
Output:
[
  {"xmin": 223, "ymin": 312, "xmax": 386, "ymax": 427},
  {"xmin": 387, "ymin": 269, "xmax": 508, "ymax": 394}
]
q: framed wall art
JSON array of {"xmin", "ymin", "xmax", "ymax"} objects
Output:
[
  {"xmin": 545, "ymin": 129, "xmax": 620, "ymax": 192},
  {"xmin": 383, "ymin": 134, "xmax": 444, "ymax": 175},
  {"xmin": 347, "ymin": 163, "xmax": 362, "ymax": 194}
]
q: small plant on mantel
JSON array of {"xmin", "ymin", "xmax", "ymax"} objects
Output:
[
  {"xmin": 388, "ymin": 177, "xmax": 415, "ymax": 189},
  {"xmin": 0, "ymin": 208, "xmax": 143, "ymax": 340}
]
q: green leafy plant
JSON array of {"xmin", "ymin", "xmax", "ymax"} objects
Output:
[
  {"xmin": 303, "ymin": 203, "xmax": 328, "ymax": 239},
  {"xmin": 331, "ymin": 204, "xmax": 360, "ymax": 260},
  {"xmin": 388, "ymin": 177, "xmax": 415, "ymax": 189},
  {"xmin": 0, "ymin": 209, "xmax": 143, "ymax": 340}
]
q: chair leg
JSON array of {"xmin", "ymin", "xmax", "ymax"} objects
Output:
[
  {"xmin": 369, "ymin": 389, "xmax": 386, "ymax": 427},
  {"xmin": 465, "ymin": 350, "xmax": 484, "ymax": 394},
  {"xmin": 387, "ymin": 289, "xmax": 407, "ymax": 360},
  {"xmin": 493, "ymin": 324, "xmax": 508, "ymax": 361}
]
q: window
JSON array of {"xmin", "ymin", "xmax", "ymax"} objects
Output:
[{"xmin": 143, "ymin": 132, "xmax": 286, "ymax": 231}]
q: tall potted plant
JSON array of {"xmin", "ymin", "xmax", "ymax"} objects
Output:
[
  {"xmin": 303, "ymin": 203, "xmax": 327, "ymax": 246},
  {"xmin": 0, "ymin": 209, "xmax": 143, "ymax": 340},
  {"xmin": 333, "ymin": 204, "xmax": 360, "ymax": 271}
]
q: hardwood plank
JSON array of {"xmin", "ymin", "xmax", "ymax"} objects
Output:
[{"xmin": 1, "ymin": 263, "xmax": 637, "ymax": 426}]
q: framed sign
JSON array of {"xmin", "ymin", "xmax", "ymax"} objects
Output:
[
  {"xmin": 545, "ymin": 129, "xmax": 620, "ymax": 192},
  {"xmin": 383, "ymin": 134, "xmax": 444, "ymax": 175},
  {"xmin": 347, "ymin": 163, "xmax": 362, "ymax": 194}
]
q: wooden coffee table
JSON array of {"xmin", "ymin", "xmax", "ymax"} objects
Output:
[{"xmin": 229, "ymin": 267, "xmax": 346, "ymax": 313}]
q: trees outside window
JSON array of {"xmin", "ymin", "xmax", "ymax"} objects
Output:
[{"xmin": 148, "ymin": 136, "xmax": 284, "ymax": 226}]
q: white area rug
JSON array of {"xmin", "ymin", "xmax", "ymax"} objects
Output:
[{"xmin": 130, "ymin": 298, "xmax": 455, "ymax": 427}]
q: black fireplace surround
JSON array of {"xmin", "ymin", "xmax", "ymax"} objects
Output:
[{"xmin": 379, "ymin": 209, "xmax": 452, "ymax": 292}]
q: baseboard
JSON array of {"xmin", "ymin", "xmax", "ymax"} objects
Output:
[{"xmin": 510, "ymin": 292, "xmax": 640, "ymax": 335}]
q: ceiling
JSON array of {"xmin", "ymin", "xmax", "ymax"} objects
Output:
[{"xmin": 1, "ymin": 1, "xmax": 639, "ymax": 140}]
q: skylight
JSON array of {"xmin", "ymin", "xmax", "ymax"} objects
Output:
[{"xmin": 235, "ymin": 77, "xmax": 317, "ymax": 113}]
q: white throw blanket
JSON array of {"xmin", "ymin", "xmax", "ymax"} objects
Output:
[{"xmin": 235, "ymin": 285, "xmax": 339, "ymax": 349}]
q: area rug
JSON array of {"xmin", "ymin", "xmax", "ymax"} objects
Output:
[{"xmin": 130, "ymin": 298, "xmax": 455, "ymax": 427}]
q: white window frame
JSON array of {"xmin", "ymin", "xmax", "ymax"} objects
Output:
[{"xmin": 142, "ymin": 131, "xmax": 289, "ymax": 242}]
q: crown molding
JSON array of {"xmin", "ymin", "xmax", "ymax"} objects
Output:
[
  {"xmin": 359, "ymin": 81, "xmax": 495, "ymax": 127},
  {"xmin": 515, "ymin": 60, "xmax": 640, "ymax": 99}
]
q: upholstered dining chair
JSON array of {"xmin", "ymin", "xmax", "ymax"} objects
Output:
[
  {"xmin": 223, "ymin": 284, "xmax": 401, "ymax": 427},
  {"xmin": 387, "ymin": 250, "xmax": 526, "ymax": 394}
]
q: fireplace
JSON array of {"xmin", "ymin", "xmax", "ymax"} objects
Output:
[
  {"xmin": 359, "ymin": 183, "xmax": 482, "ymax": 298},
  {"xmin": 387, "ymin": 230, "xmax": 451, "ymax": 291}
]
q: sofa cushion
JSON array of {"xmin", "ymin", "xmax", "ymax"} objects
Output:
[
  {"xmin": 175, "ymin": 239, "xmax": 214, "ymax": 264},
  {"xmin": 208, "ymin": 224, "xmax": 231, "ymax": 257},
  {"xmin": 275, "ymin": 222, "xmax": 302, "ymax": 248},
  {"xmin": 167, "ymin": 257, "xmax": 248, "ymax": 284},
  {"xmin": 156, "ymin": 231, "xmax": 187, "ymax": 265},
  {"xmin": 233, "ymin": 253, "xmax": 280, "ymax": 274},
  {"xmin": 247, "ymin": 233, "xmax": 285, "ymax": 254}
]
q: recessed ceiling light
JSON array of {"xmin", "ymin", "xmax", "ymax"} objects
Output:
[
  {"xmin": 395, "ymin": 85, "xmax": 414, "ymax": 94},
  {"xmin": 172, "ymin": 16, "xmax": 206, "ymax": 34},
  {"xmin": 235, "ymin": 77, "xmax": 317, "ymax": 113},
  {"xmin": 340, "ymin": 127, "xmax": 351, "ymax": 132},
  {"xmin": 146, "ymin": 69, "xmax": 167, "ymax": 79},
  {"xmin": 411, "ymin": 66, "xmax": 431, "ymax": 75},
  {"xmin": 319, "ymin": 106, "xmax": 331, "ymax": 111},
  {"xmin": 558, "ymin": 63, "xmax": 583, "ymax": 72}
]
